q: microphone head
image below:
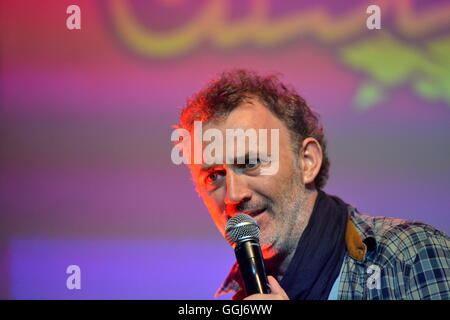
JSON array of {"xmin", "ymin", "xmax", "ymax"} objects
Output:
[{"xmin": 225, "ymin": 213, "xmax": 260, "ymax": 246}]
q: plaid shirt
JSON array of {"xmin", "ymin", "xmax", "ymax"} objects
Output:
[{"xmin": 216, "ymin": 206, "xmax": 450, "ymax": 300}]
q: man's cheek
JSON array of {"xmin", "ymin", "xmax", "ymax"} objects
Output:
[
  {"xmin": 203, "ymin": 196, "xmax": 218, "ymax": 213},
  {"xmin": 203, "ymin": 194, "xmax": 225, "ymax": 219}
]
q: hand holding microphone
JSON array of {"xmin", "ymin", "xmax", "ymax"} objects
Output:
[{"xmin": 225, "ymin": 213, "xmax": 289, "ymax": 300}]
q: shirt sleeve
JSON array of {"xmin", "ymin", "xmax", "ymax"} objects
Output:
[{"xmin": 406, "ymin": 232, "xmax": 450, "ymax": 299}]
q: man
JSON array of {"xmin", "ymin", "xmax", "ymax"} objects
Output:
[{"xmin": 174, "ymin": 69, "xmax": 450, "ymax": 300}]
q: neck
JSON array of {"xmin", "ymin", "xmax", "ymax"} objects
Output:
[{"xmin": 266, "ymin": 188, "xmax": 318, "ymax": 281}]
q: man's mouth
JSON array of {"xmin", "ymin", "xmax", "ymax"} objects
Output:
[
  {"xmin": 243, "ymin": 207, "xmax": 267, "ymax": 219},
  {"xmin": 225, "ymin": 207, "xmax": 268, "ymax": 222}
]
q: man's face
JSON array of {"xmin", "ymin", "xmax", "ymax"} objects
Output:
[{"xmin": 189, "ymin": 99, "xmax": 310, "ymax": 259}]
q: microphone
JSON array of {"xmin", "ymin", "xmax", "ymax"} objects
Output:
[{"xmin": 225, "ymin": 213, "xmax": 270, "ymax": 296}]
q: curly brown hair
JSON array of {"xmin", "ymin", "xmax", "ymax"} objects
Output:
[{"xmin": 177, "ymin": 69, "xmax": 330, "ymax": 189}]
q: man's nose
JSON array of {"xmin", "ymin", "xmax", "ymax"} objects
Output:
[{"xmin": 224, "ymin": 169, "xmax": 252, "ymax": 205}]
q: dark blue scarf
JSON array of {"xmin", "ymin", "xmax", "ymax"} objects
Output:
[{"xmin": 280, "ymin": 189, "xmax": 348, "ymax": 300}]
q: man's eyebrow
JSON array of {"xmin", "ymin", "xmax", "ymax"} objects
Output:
[
  {"xmin": 231, "ymin": 151, "xmax": 259, "ymax": 165},
  {"xmin": 200, "ymin": 163, "xmax": 222, "ymax": 171},
  {"xmin": 199, "ymin": 152, "xmax": 259, "ymax": 170}
]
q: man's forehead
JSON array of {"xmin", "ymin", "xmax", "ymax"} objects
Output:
[
  {"xmin": 202, "ymin": 100, "xmax": 277, "ymax": 132},
  {"xmin": 181, "ymin": 100, "xmax": 285, "ymax": 173}
]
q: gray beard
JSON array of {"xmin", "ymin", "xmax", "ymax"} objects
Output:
[{"xmin": 262, "ymin": 168, "xmax": 314, "ymax": 277}]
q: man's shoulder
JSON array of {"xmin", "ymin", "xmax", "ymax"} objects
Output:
[{"xmin": 350, "ymin": 208, "xmax": 450, "ymax": 266}]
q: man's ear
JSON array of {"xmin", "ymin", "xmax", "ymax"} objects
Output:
[{"xmin": 298, "ymin": 137, "xmax": 323, "ymax": 187}]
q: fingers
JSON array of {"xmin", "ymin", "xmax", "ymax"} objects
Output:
[
  {"xmin": 267, "ymin": 276, "xmax": 289, "ymax": 299},
  {"xmin": 243, "ymin": 276, "xmax": 289, "ymax": 300},
  {"xmin": 267, "ymin": 276, "xmax": 282, "ymax": 294},
  {"xmin": 244, "ymin": 294, "xmax": 268, "ymax": 300}
]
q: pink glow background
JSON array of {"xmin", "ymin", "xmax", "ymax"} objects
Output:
[{"xmin": 0, "ymin": 0, "xmax": 449, "ymax": 299}]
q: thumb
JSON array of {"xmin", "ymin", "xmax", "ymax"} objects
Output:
[{"xmin": 267, "ymin": 276, "xmax": 289, "ymax": 298}]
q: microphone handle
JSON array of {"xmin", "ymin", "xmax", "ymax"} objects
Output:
[{"xmin": 234, "ymin": 240, "xmax": 270, "ymax": 296}]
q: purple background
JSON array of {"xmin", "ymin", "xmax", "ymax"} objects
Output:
[{"xmin": 0, "ymin": 0, "xmax": 449, "ymax": 299}]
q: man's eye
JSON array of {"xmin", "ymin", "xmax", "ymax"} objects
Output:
[
  {"xmin": 205, "ymin": 171, "xmax": 225, "ymax": 184},
  {"xmin": 245, "ymin": 162, "xmax": 259, "ymax": 169},
  {"xmin": 238, "ymin": 159, "xmax": 261, "ymax": 171},
  {"xmin": 206, "ymin": 173, "xmax": 218, "ymax": 183}
]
